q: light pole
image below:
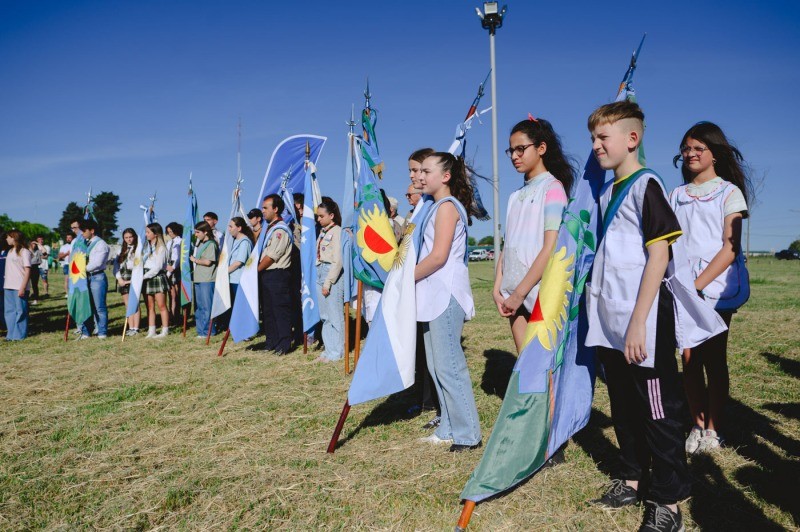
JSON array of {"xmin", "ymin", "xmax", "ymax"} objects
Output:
[{"xmin": 476, "ymin": 2, "xmax": 506, "ymax": 266}]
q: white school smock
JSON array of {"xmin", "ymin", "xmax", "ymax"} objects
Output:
[
  {"xmin": 500, "ymin": 171, "xmax": 559, "ymax": 313},
  {"xmin": 416, "ymin": 198, "xmax": 475, "ymax": 322},
  {"xmin": 669, "ymin": 179, "xmax": 749, "ymax": 306},
  {"xmin": 585, "ymin": 171, "xmax": 727, "ymax": 368}
]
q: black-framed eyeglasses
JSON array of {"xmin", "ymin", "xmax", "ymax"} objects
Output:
[
  {"xmin": 405, "ymin": 192, "xmax": 420, "ymax": 199},
  {"xmin": 505, "ymin": 143, "xmax": 535, "ymax": 158},
  {"xmin": 680, "ymin": 145, "xmax": 709, "ymax": 156}
]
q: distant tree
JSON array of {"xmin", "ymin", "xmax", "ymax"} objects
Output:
[
  {"xmin": 57, "ymin": 202, "xmax": 84, "ymax": 237},
  {"xmin": 0, "ymin": 213, "xmax": 58, "ymax": 243},
  {"xmin": 478, "ymin": 235, "xmax": 494, "ymax": 246},
  {"xmin": 467, "ymin": 236, "xmax": 476, "ymax": 247},
  {"xmin": 57, "ymin": 191, "xmax": 121, "ymax": 243},
  {"xmin": 789, "ymin": 239, "xmax": 800, "ymax": 253},
  {"xmin": 93, "ymin": 191, "xmax": 121, "ymax": 243}
]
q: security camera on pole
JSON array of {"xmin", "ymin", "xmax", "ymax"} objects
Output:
[{"xmin": 476, "ymin": 2, "xmax": 507, "ymax": 266}]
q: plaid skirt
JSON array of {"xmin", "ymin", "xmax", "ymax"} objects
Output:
[
  {"xmin": 167, "ymin": 267, "xmax": 181, "ymax": 287},
  {"xmin": 118, "ymin": 266, "xmax": 132, "ymax": 295},
  {"xmin": 143, "ymin": 270, "xmax": 169, "ymax": 295}
]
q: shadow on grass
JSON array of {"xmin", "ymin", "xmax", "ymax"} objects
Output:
[
  {"xmin": 571, "ymin": 407, "xmax": 617, "ymax": 478},
  {"xmin": 479, "ymin": 349, "xmax": 517, "ymax": 399},
  {"xmin": 762, "ymin": 402, "xmax": 800, "ymax": 421},
  {"xmin": 762, "ymin": 352, "xmax": 800, "ymax": 379},
  {"xmin": 335, "ymin": 387, "xmax": 421, "ymax": 450}
]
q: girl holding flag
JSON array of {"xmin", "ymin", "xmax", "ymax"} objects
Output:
[
  {"xmin": 142, "ymin": 223, "xmax": 170, "ymax": 338},
  {"xmin": 415, "ymin": 152, "xmax": 481, "ymax": 452},
  {"xmin": 220, "ymin": 216, "xmax": 255, "ymax": 330},
  {"xmin": 114, "ymin": 228, "xmax": 141, "ymax": 336},
  {"xmin": 493, "ymin": 117, "xmax": 575, "ymax": 353},
  {"xmin": 314, "ymin": 197, "xmax": 344, "ymax": 363},
  {"xmin": 190, "ymin": 221, "xmax": 217, "ymax": 337}
]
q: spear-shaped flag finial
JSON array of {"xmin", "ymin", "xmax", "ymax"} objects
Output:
[
  {"xmin": 346, "ymin": 104, "xmax": 357, "ymax": 134},
  {"xmin": 619, "ymin": 33, "xmax": 647, "ymax": 94},
  {"xmin": 364, "ymin": 77, "xmax": 372, "ymax": 110}
]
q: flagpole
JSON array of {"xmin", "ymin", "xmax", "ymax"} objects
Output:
[
  {"xmin": 64, "ymin": 313, "xmax": 70, "ymax": 342},
  {"xmin": 121, "ymin": 315, "xmax": 128, "ymax": 342},
  {"xmin": 182, "ymin": 307, "xmax": 188, "ymax": 338},
  {"xmin": 343, "ymin": 109, "xmax": 357, "ymax": 375},
  {"xmin": 206, "ymin": 320, "xmax": 213, "ymax": 345},
  {"xmin": 217, "ymin": 329, "xmax": 230, "ymax": 357},
  {"xmin": 326, "ymin": 400, "xmax": 351, "ymax": 454},
  {"xmin": 303, "ymin": 141, "xmax": 311, "ymax": 355},
  {"xmin": 353, "ymin": 280, "xmax": 363, "ymax": 368}
]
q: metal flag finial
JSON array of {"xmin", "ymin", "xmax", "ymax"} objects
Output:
[
  {"xmin": 346, "ymin": 104, "xmax": 357, "ymax": 134},
  {"xmin": 363, "ymin": 77, "xmax": 371, "ymax": 109}
]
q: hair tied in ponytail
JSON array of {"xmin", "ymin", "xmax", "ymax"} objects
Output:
[{"xmin": 527, "ymin": 113, "xmax": 538, "ymax": 122}]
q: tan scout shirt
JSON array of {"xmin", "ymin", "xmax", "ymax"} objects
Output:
[
  {"xmin": 316, "ymin": 224, "xmax": 342, "ymax": 290},
  {"xmin": 260, "ymin": 221, "xmax": 292, "ymax": 270}
]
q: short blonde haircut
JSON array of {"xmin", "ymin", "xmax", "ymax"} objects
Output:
[{"xmin": 588, "ymin": 100, "xmax": 644, "ymax": 131}]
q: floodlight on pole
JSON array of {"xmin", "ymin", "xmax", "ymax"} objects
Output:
[{"xmin": 476, "ymin": 2, "xmax": 507, "ymax": 265}]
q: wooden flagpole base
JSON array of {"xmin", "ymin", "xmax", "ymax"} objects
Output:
[
  {"xmin": 455, "ymin": 501, "xmax": 475, "ymax": 532},
  {"xmin": 206, "ymin": 320, "xmax": 213, "ymax": 345},
  {"xmin": 64, "ymin": 313, "xmax": 71, "ymax": 342},
  {"xmin": 353, "ymin": 281, "xmax": 363, "ymax": 369},
  {"xmin": 326, "ymin": 400, "xmax": 351, "ymax": 454},
  {"xmin": 182, "ymin": 307, "xmax": 188, "ymax": 338},
  {"xmin": 343, "ymin": 301, "xmax": 350, "ymax": 374},
  {"xmin": 303, "ymin": 332, "xmax": 308, "ymax": 354},
  {"xmin": 217, "ymin": 329, "xmax": 230, "ymax": 357},
  {"xmin": 121, "ymin": 316, "xmax": 128, "ymax": 343}
]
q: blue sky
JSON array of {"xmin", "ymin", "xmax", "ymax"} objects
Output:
[{"xmin": 2, "ymin": 0, "xmax": 799, "ymax": 250}]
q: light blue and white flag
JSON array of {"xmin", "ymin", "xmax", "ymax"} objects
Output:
[
  {"xmin": 299, "ymin": 165, "xmax": 321, "ymax": 332},
  {"xmin": 211, "ymin": 185, "xmax": 245, "ymax": 322},
  {"xmin": 127, "ymin": 200, "xmax": 156, "ymax": 318},
  {"xmin": 347, "ymin": 196, "xmax": 437, "ymax": 405},
  {"xmin": 229, "ymin": 227, "xmax": 266, "ymax": 342}
]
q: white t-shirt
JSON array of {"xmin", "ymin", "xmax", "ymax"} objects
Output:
[{"xmin": 59, "ymin": 243, "xmax": 72, "ymax": 266}]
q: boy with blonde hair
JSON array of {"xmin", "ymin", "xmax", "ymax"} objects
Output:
[{"xmin": 584, "ymin": 100, "xmax": 723, "ymax": 532}]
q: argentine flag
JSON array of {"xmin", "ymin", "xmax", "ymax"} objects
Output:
[
  {"xmin": 126, "ymin": 205, "xmax": 155, "ymax": 318},
  {"xmin": 347, "ymin": 198, "xmax": 432, "ymax": 405},
  {"xmin": 229, "ymin": 228, "xmax": 267, "ymax": 342}
]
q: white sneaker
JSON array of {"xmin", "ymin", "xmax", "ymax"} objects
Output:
[
  {"xmin": 125, "ymin": 329, "xmax": 139, "ymax": 337},
  {"xmin": 97, "ymin": 335, "xmax": 107, "ymax": 340},
  {"xmin": 145, "ymin": 328, "xmax": 158, "ymax": 338},
  {"xmin": 685, "ymin": 425, "xmax": 703, "ymax": 454},
  {"xmin": 418, "ymin": 433, "xmax": 453, "ymax": 445},
  {"xmin": 697, "ymin": 430, "xmax": 723, "ymax": 453},
  {"xmin": 157, "ymin": 328, "xmax": 169, "ymax": 338},
  {"xmin": 77, "ymin": 334, "xmax": 91, "ymax": 340}
]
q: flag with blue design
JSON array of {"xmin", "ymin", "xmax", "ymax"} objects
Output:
[
  {"xmin": 180, "ymin": 179, "xmax": 198, "ymax": 307},
  {"xmin": 67, "ymin": 193, "xmax": 96, "ymax": 324},
  {"xmin": 461, "ymin": 41, "xmax": 646, "ymax": 504},
  {"xmin": 126, "ymin": 197, "xmax": 157, "ymax": 318},
  {"xmin": 228, "ymin": 224, "xmax": 266, "ymax": 342},
  {"xmin": 279, "ymin": 171, "xmax": 298, "ymax": 225},
  {"xmin": 299, "ymin": 165, "xmax": 320, "ymax": 332},
  {"xmin": 255, "ymin": 135, "xmax": 326, "ymax": 209},
  {"xmin": 340, "ymin": 131, "xmax": 358, "ymax": 303},
  {"xmin": 211, "ymin": 183, "xmax": 246, "ymax": 322},
  {"xmin": 350, "ymin": 135, "xmax": 397, "ymax": 289}
]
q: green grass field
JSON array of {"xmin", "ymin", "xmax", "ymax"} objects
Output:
[{"xmin": 1, "ymin": 258, "xmax": 798, "ymax": 530}]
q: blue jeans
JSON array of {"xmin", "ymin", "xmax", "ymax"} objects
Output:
[
  {"xmin": 81, "ymin": 272, "xmax": 108, "ymax": 336},
  {"xmin": 195, "ymin": 282, "xmax": 215, "ymax": 336},
  {"xmin": 422, "ymin": 296, "xmax": 481, "ymax": 446},
  {"xmin": 317, "ymin": 263, "xmax": 344, "ymax": 360},
  {"xmin": 4, "ymin": 289, "xmax": 28, "ymax": 340}
]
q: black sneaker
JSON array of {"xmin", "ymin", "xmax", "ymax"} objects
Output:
[
  {"xmin": 422, "ymin": 416, "xmax": 441, "ymax": 430},
  {"xmin": 639, "ymin": 501, "xmax": 684, "ymax": 532},
  {"xmin": 590, "ymin": 478, "xmax": 638, "ymax": 509},
  {"xmin": 448, "ymin": 441, "xmax": 482, "ymax": 453}
]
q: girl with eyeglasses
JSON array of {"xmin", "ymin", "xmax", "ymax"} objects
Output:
[
  {"xmin": 494, "ymin": 117, "xmax": 576, "ymax": 353},
  {"xmin": 668, "ymin": 122, "xmax": 752, "ymax": 454}
]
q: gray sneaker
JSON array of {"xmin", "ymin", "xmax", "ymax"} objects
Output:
[
  {"xmin": 590, "ymin": 479, "xmax": 638, "ymax": 509},
  {"xmin": 696, "ymin": 429, "xmax": 723, "ymax": 453}
]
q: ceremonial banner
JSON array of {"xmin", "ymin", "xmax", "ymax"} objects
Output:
[
  {"xmin": 126, "ymin": 201, "xmax": 156, "ymax": 318},
  {"xmin": 180, "ymin": 183, "xmax": 198, "ymax": 307},
  {"xmin": 299, "ymin": 166, "xmax": 320, "ymax": 332},
  {"xmin": 351, "ymin": 135, "xmax": 397, "ymax": 289},
  {"xmin": 228, "ymin": 228, "xmax": 266, "ymax": 342},
  {"xmin": 67, "ymin": 197, "xmax": 96, "ymax": 324},
  {"xmin": 211, "ymin": 186, "xmax": 245, "ymax": 322},
  {"xmin": 255, "ymin": 135, "xmax": 326, "ymax": 208}
]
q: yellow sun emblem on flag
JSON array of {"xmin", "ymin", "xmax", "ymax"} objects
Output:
[
  {"xmin": 356, "ymin": 205, "xmax": 398, "ymax": 272},
  {"xmin": 523, "ymin": 246, "xmax": 574, "ymax": 351},
  {"xmin": 69, "ymin": 251, "xmax": 87, "ymax": 284},
  {"xmin": 392, "ymin": 223, "xmax": 415, "ymax": 270}
]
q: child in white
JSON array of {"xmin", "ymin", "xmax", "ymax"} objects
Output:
[{"xmin": 669, "ymin": 121, "xmax": 751, "ymax": 454}]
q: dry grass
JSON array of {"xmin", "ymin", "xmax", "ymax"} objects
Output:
[{"xmin": 0, "ymin": 258, "xmax": 798, "ymax": 530}]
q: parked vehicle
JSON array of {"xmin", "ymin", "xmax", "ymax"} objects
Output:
[
  {"xmin": 775, "ymin": 249, "xmax": 800, "ymax": 260},
  {"xmin": 487, "ymin": 250, "xmax": 495, "ymax": 260},
  {"xmin": 469, "ymin": 249, "xmax": 488, "ymax": 261}
]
